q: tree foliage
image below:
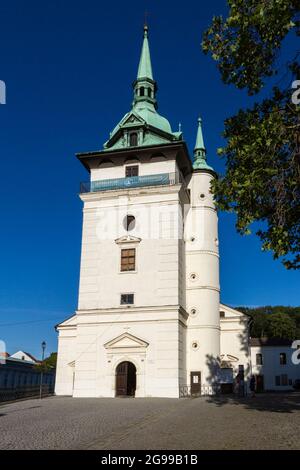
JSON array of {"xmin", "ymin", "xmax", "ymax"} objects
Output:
[
  {"xmin": 267, "ymin": 311, "xmax": 297, "ymax": 338},
  {"xmin": 35, "ymin": 352, "xmax": 57, "ymax": 372},
  {"xmin": 238, "ymin": 305, "xmax": 300, "ymax": 338},
  {"xmin": 202, "ymin": 0, "xmax": 300, "ymax": 268}
]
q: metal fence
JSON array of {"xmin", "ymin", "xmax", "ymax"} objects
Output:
[
  {"xmin": 179, "ymin": 384, "xmax": 221, "ymax": 398},
  {"xmin": 80, "ymin": 172, "xmax": 181, "ymax": 193},
  {"xmin": 0, "ymin": 385, "xmax": 54, "ymax": 402}
]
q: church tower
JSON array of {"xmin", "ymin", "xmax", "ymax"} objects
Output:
[
  {"xmin": 55, "ymin": 26, "xmax": 192, "ymax": 398},
  {"xmin": 55, "ymin": 25, "xmax": 234, "ymax": 399}
]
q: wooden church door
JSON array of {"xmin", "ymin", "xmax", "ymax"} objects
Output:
[
  {"xmin": 116, "ymin": 361, "xmax": 137, "ymax": 397},
  {"xmin": 116, "ymin": 362, "xmax": 128, "ymax": 396}
]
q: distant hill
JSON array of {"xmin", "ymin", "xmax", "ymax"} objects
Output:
[{"xmin": 236, "ymin": 306, "xmax": 300, "ymax": 340}]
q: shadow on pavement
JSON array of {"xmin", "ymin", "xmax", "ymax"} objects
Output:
[{"xmin": 206, "ymin": 392, "xmax": 300, "ymax": 413}]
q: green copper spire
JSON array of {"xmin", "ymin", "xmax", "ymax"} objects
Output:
[
  {"xmin": 137, "ymin": 25, "xmax": 153, "ymax": 80},
  {"xmin": 133, "ymin": 25, "xmax": 157, "ymax": 109},
  {"xmin": 193, "ymin": 117, "xmax": 214, "ymax": 171},
  {"xmin": 103, "ymin": 26, "xmax": 183, "ymax": 151}
]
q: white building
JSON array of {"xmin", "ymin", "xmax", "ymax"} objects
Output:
[
  {"xmin": 10, "ymin": 351, "xmax": 39, "ymax": 364},
  {"xmin": 250, "ymin": 338, "xmax": 300, "ymax": 391},
  {"xmin": 55, "ymin": 26, "xmax": 251, "ymax": 398}
]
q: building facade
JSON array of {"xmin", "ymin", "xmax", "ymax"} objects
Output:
[
  {"xmin": 250, "ymin": 338, "xmax": 300, "ymax": 391},
  {"xmin": 55, "ymin": 26, "xmax": 251, "ymax": 398},
  {"xmin": 10, "ymin": 350, "xmax": 39, "ymax": 363}
]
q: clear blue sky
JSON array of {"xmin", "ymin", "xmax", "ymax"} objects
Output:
[{"xmin": 0, "ymin": 1, "xmax": 299, "ymax": 359}]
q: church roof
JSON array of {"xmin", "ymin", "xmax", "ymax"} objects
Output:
[
  {"xmin": 77, "ymin": 26, "xmax": 216, "ymax": 177},
  {"xmin": 250, "ymin": 337, "xmax": 292, "ymax": 347},
  {"xmin": 103, "ymin": 26, "xmax": 181, "ymax": 151}
]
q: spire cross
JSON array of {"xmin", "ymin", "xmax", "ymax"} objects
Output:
[{"xmin": 144, "ymin": 10, "xmax": 149, "ymax": 27}]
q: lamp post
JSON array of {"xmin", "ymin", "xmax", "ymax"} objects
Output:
[{"xmin": 39, "ymin": 341, "xmax": 46, "ymax": 399}]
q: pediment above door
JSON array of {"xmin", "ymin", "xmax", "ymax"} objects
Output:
[
  {"xmin": 104, "ymin": 332, "xmax": 149, "ymax": 351},
  {"xmin": 115, "ymin": 235, "xmax": 141, "ymax": 245}
]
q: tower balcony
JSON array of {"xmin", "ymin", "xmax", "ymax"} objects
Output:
[{"xmin": 80, "ymin": 172, "xmax": 184, "ymax": 193}]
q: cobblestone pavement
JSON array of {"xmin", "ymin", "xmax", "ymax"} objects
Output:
[{"xmin": 1, "ymin": 393, "xmax": 300, "ymax": 450}]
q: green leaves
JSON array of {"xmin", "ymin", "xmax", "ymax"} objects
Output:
[
  {"xmin": 267, "ymin": 312, "xmax": 297, "ymax": 339},
  {"xmin": 203, "ymin": 1, "xmax": 300, "ymax": 268},
  {"xmin": 239, "ymin": 306, "xmax": 300, "ymax": 339},
  {"xmin": 35, "ymin": 352, "xmax": 57, "ymax": 372},
  {"xmin": 202, "ymin": 0, "xmax": 300, "ymax": 94},
  {"xmin": 211, "ymin": 85, "xmax": 300, "ymax": 268}
]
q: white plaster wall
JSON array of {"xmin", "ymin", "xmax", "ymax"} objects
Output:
[
  {"xmin": 71, "ymin": 309, "xmax": 184, "ymax": 398},
  {"xmin": 91, "ymin": 158, "xmax": 177, "ymax": 181},
  {"xmin": 57, "ymin": 155, "xmax": 190, "ymax": 398},
  {"xmin": 10, "ymin": 351, "xmax": 37, "ymax": 363},
  {"xmin": 251, "ymin": 345, "xmax": 300, "ymax": 390},
  {"xmin": 220, "ymin": 318, "xmax": 250, "ymax": 378},
  {"xmin": 78, "ymin": 189, "xmax": 184, "ymax": 311},
  {"xmin": 178, "ymin": 323, "xmax": 186, "ymax": 387},
  {"xmin": 185, "ymin": 171, "xmax": 220, "ymax": 388},
  {"xmin": 55, "ymin": 329, "xmax": 76, "ymax": 396}
]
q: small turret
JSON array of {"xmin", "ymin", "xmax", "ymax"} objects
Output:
[
  {"xmin": 193, "ymin": 117, "xmax": 214, "ymax": 172},
  {"xmin": 186, "ymin": 116, "xmax": 220, "ymax": 391}
]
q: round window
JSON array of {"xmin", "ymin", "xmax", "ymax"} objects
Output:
[
  {"xmin": 124, "ymin": 215, "xmax": 136, "ymax": 231},
  {"xmin": 191, "ymin": 341, "xmax": 199, "ymax": 350},
  {"xmin": 190, "ymin": 308, "xmax": 197, "ymax": 316},
  {"xmin": 190, "ymin": 273, "xmax": 197, "ymax": 281}
]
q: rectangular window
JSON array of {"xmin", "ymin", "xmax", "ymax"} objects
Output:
[
  {"xmin": 281, "ymin": 374, "xmax": 288, "ymax": 386},
  {"xmin": 256, "ymin": 353, "xmax": 263, "ymax": 365},
  {"xmin": 125, "ymin": 165, "xmax": 139, "ymax": 177},
  {"xmin": 279, "ymin": 352, "xmax": 287, "ymax": 365},
  {"xmin": 275, "ymin": 376, "xmax": 280, "ymax": 386},
  {"xmin": 121, "ymin": 294, "xmax": 134, "ymax": 305},
  {"xmin": 121, "ymin": 248, "xmax": 136, "ymax": 272},
  {"xmin": 129, "ymin": 133, "xmax": 138, "ymax": 147}
]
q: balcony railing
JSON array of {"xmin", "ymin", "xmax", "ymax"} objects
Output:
[{"xmin": 80, "ymin": 172, "xmax": 181, "ymax": 193}]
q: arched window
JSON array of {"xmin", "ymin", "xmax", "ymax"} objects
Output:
[
  {"xmin": 140, "ymin": 87, "xmax": 145, "ymax": 96},
  {"xmin": 129, "ymin": 133, "xmax": 138, "ymax": 147},
  {"xmin": 148, "ymin": 88, "xmax": 152, "ymax": 97}
]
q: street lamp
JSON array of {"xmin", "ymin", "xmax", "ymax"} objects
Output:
[{"xmin": 39, "ymin": 341, "xmax": 46, "ymax": 399}]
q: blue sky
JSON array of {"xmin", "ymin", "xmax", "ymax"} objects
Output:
[{"xmin": 0, "ymin": 0, "xmax": 299, "ymax": 358}]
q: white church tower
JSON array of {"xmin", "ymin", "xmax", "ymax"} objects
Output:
[
  {"xmin": 55, "ymin": 26, "xmax": 250, "ymax": 398},
  {"xmin": 185, "ymin": 118, "xmax": 220, "ymax": 394}
]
